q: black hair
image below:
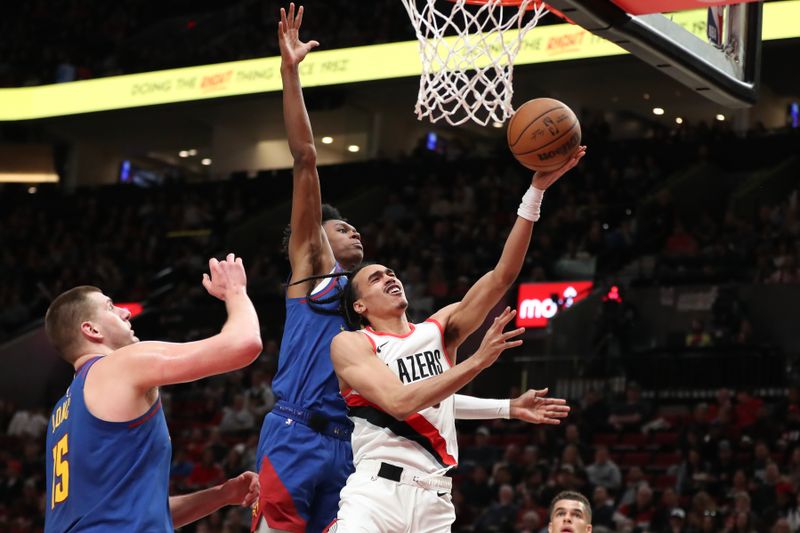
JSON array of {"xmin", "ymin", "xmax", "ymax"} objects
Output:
[
  {"xmin": 281, "ymin": 204, "xmax": 345, "ymax": 258},
  {"xmin": 287, "ymin": 261, "xmax": 373, "ymax": 331}
]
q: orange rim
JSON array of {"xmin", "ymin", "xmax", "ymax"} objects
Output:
[{"xmin": 446, "ymin": 0, "xmax": 574, "ymax": 21}]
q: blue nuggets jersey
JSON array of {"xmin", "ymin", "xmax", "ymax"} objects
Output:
[
  {"xmin": 269, "ymin": 266, "xmax": 351, "ymax": 425},
  {"xmin": 45, "ymin": 356, "xmax": 172, "ymax": 532}
]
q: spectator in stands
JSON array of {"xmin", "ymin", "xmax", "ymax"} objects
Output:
[
  {"xmin": 187, "ymin": 449, "xmax": 225, "ymax": 490},
  {"xmin": 561, "ymin": 423, "xmax": 590, "ymax": 462},
  {"xmin": 460, "ymin": 464, "xmax": 494, "ymax": 510},
  {"xmin": 170, "ymin": 449, "xmax": 194, "ymax": 491},
  {"xmin": 462, "ymin": 426, "xmax": 499, "ymax": 466},
  {"xmin": 736, "ymin": 390, "xmax": 764, "ymax": 430},
  {"xmin": 591, "ymin": 485, "xmax": 616, "ymax": 530},
  {"xmin": 5, "ymin": 408, "xmax": 47, "ymax": 439},
  {"xmin": 651, "ymin": 487, "xmax": 681, "ymax": 531},
  {"xmin": 516, "ymin": 509, "xmax": 541, "ymax": 533},
  {"xmin": 619, "ymin": 465, "xmax": 647, "ymax": 508},
  {"xmin": 785, "ymin": 492, "xmax": 800, "ymax": 531},
  {"xmin": 608, "ymin": 381, "xmax": 651, "ymax": 432},
  {"xmin": 474, "ymin": 484, "xmax": 518, "ymax": 532},
  {"xmin": 586, "ymin": 444, "xmax": 622, "ymax": 491},
  {"xmin": 615, "ymin": 483, "xmax": 656, "ymax": 531},
  {"xmin": 710, "ymin": 440, "xmax": 738, "ymax": 496},
  {"xmin": 667, "ymin": 508, "xmax": 688, "ymax": 533},
  {"xmin": 677, "ymin": 448, "xmax": 713, "ymax": 496},
  {"xmin": 218, "ymin": 394, "xmax": 255, "ymax": 435},
  {"xmin": 245, "ymin": 369, "xmax": 275, "ymax": 418}
]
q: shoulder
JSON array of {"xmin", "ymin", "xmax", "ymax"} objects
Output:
[
  {"xmin": 429, "ymin": 302, "xmax": 460, "ymax": 330},
  {"xmin": 331, "ymin": 330, "xmax": 373, "ymax": 354}
]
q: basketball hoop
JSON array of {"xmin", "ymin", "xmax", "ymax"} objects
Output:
[{"xmin": 400, "ymin": 0, "xmax": 550, "ymax": 126}]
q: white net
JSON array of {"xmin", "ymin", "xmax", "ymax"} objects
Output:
[{"xmin": 400, "ymin": 0, "xmax": 549, "ymax": 126}]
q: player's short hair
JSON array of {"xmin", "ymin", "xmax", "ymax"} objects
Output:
[
  {"xmin": 45, "ymin": 286, "xmax": 102, "ymax": 362},
  {"xmin": 281, "ymin": 203, "xmax": 345, "ymax": 257},
  {"xmin": 549, "ymin": 490, "xmax": 592, "ymax": 522}
]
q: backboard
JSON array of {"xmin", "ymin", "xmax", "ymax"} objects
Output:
[{"xmin": 545, "ymin": 0, "xmax": 763, "ymax": 107}]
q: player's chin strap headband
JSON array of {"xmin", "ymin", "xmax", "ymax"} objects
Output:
[{"xmin": 286, "ymin": 262, "xmax": 373, "ymax": 331}]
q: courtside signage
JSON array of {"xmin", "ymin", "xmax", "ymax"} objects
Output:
[
  {"xmin": 516, "ymin": 281, "xmax": 593, "ymax": 328},
  {"xmin": 0, "ymin": 0, "xmax": 797, "ymax": 121}
]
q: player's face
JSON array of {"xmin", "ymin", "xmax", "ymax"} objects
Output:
[
  {"xmin": 352, "ymin": 264, "xmax": 408, "ymax": 320},
  {"xmin": 323, "ymin": 220, "xmax": 363, "ymax": 269},
  {"xmin": 548, "ymin": 499, "xmax": 592, "ymax": 533},
  {"xmin": 87, "ymin": 292, "xmax": 139, "ymax": 349}
]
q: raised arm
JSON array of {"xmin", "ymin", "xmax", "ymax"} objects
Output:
[
  {"xmin": 279, "ymin": 3, "xmax": 334, "ymax": 294},
  {"xmin": 107, "ymin": 254, "xmax": 262, "ymax": 391},
  {"xmin": 332, "ymin": 308, "xmax": 523, "ymax": 420},
  {"xmin": 433, "ymin": 147, "xmax": 585, "ymax": 349},
  {"xmin": 170, "ymin": 471, "xmax": 259, "ymax": 528}
]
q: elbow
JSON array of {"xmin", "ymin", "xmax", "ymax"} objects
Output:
[
  {"xmin": 293, "ymin": 145, "xmax": 317, "ymax": 168},
  {"xmin": 492, "ymin": 268, "xmax": 517, "ymax": 290},
  {"xmin": 386, "ymin": 397, "xmax": 413, "ymax": 421},
  {"xmin": 231, "ymin": 334, "xmax": 263, "ymax": 366}
]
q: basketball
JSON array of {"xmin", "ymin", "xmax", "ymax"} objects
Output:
[{"xmin": 507, "ymin": 98, "xmax": 581, "ymax": 172}]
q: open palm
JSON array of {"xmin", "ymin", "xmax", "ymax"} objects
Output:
[
  {"xmin": 279, "ymin": 3, "xmax": 319, "ymax": 67},
  {"xmin": 509, "ymin": 388, "xmax": 570, "ymax": 424}
]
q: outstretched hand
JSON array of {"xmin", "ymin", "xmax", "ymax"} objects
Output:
[
  {"xmin": 532, "ymin": 145, "xmax": 587, "ymax": 190},
  {"xmin": 473, "ymin": 307, "xmax": 525, "ymax": 370},
  {"xmin": 510, "ymin": 388, "xmax": 570, "ymax": 425},
  {"xmin": 202, "ymin": 253, "xmax": 248, "ymax": 301},
  {"xmin": 278, "ymin": 3, "xmax": 319, "ymax": 67}
]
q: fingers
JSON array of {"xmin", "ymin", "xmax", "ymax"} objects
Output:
[
  {"xmin": 501, "ymin": 326, "xmax": 525, "ymax": 342},
  {"xmin": 288, "ymin": 3, "xmax": 295, "ymax": 27},
  {"xmin": 504, "ymin": 339, "xmax": 524, "ymax": 349},
  {"xmin": 280, "ymin": 7, "xmax": 288, "ymax": 29},
  {"xmin": 308, "ymin": 40, "xmax": 320, "ymax": 49},
  {"xmin": 295, "ymin": 5, "xmax": 304, "ymax": 29}
]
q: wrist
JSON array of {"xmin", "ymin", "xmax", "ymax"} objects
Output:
[
  {"xmin": 517, "ymin": 186, "xmax": 544, "ymax": 222},
  {"xmin": 280, "ymin": 62, "xmax": 299, "ymax": 74}
]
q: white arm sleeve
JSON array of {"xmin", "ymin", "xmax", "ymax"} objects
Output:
[{"xmin": 454, "ymin": 394, "xmax": 511, "ymax": 420}]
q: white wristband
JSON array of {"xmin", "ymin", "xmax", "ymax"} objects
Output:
[
  {"xmin": 517, "ymin": 186, "xmax": 544, "ymax": 222},
  {"xmin": 454, "ymin": 395, "xmax": 511, "ymax": 420}
]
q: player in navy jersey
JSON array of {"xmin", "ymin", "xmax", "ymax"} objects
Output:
[
  {"xmin": 44, "ymin": 254, "xmax": 262, "ymax": 532},
  {"xmin": 254, "ymin": 6, "xmax": 577, "ymax": 532}
]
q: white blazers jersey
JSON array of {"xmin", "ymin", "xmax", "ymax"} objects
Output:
[{"xmin": 342, "ymin": 319, "xmax": 459, "ymax": 474}]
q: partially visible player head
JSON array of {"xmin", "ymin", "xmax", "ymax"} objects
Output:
[
  {"xmin": 343, "ymin": 263, "xmax": 408, "ymax": 329},
  {"xmin": 548, "ymin": 491, "xmax": 592, "ymax": 533},
  {"xmin": 45, "ymin": 286, "xmax": 139, "ymax": 364},
  {"xmin": 282, "ymin": 204, "xmax": 363, "ymax": 269}
]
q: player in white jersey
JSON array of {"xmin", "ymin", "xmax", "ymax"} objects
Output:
[{"xmin": 328, "ymin": 146, "xmax": 585, "ymax": 532}]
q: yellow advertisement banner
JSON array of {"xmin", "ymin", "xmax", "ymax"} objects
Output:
[{"xmin": 0, "ymin": 0, "xmax": 796, "ymax": 121}]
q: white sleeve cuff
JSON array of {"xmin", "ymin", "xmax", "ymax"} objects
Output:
[{"xmin": 454, "ymin": 394, "xmax": 511, "ymax": 420}]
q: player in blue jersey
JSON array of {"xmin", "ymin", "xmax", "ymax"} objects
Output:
[
  {"xmin": 254, "ymin": 5, "xmax": 574, "ymax": 533},
  {"xmin": 44, "ymin": 254, "xmax": 262, "ymax": 532}
]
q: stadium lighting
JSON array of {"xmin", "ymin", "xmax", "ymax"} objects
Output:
[
  {"xmin": 716, "ymin": 114, "xmax": 726, "ymax": 121},
  {"xmin": 201, "ymin": 158, "xmax": 212, "ymax": 166},
  {"xmin": 347, "ymin": 145, "xmax": 360, "ymax": 153},
  {"xmin": 321, "ymin": 136, "xmax": 334, "ymax": 144},
  {"xmin": 28, "ymin": 186, "xmax": 37, "ymax": 194},
  {"xmin": 492, "ymin": 121, "xmax": 503, "ymax": 128},
  {"xmin": 188, "ymin": 149, "xmax": 198, "ymax": 156},
  {"xmin": 179, "ymin": 150, "xmax": 189, "ymax": 158},
  {"xmin": 675, "ymin": 117, "xmax": 684, "ymax": 124},
  {"xmin": 652, "ymin": 107, "xmax": 665, "ymax": 116}
]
